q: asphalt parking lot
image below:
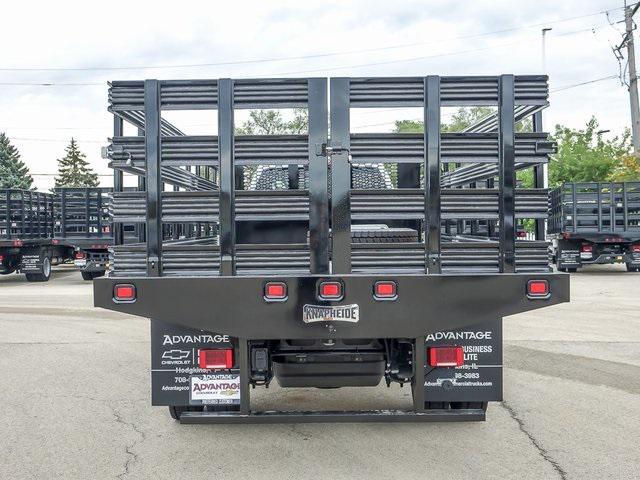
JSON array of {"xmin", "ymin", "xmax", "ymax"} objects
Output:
[{"xmin": 1, "ymin": 265, "xmax": 639, "ymax": 479}]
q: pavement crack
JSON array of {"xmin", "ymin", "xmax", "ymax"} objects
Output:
[
  {"xmin": 501, "ymin": 401, "xmax": 568, "ymax": 480},
  {"xmin": 289, "ymin": 424, "xmax": 312, "ymax": 441},
  {"xmin": 112, "ymin": 408, "xmax": 147, "ymax": 480}
]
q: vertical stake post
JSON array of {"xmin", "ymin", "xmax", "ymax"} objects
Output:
[
  {"xmin": 498, "ymin": 75, "xmax": 516, "ymax": 273},
  {"xmin": 424, "ymin": 76, "xmax": 441, "ymax": 274},
  {"xmin": 144, "ymin": 79, "xmax": 163, "ymax": 277},
  {"xmin": 218, "ymin": 79, "xmax": 236, "ymax": 276},
  {"xmin": 330, "ymin": 78, "xmax": 352, "ymax": 274},
  {"xmin": 308, "ymin": 78, "xmax": 330, "ymax": 274}
]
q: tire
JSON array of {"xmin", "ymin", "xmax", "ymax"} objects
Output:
[
  {"xmin": 568, "ymin": 267, "xmax": 578, "ymax": 273},
  {"xmin": 81, "ymin": 271, "xmax": 97, "ymax": 281},
  {"xmin": 351, "ymin": 228, "xmax": 419, "ymax": 244},
  {"xmin": 25, "ymin": 256, "xmax": 51, "ymax": 282},
  {"xmin": 626, "ymin": 263, "xmax": 639, "ymax": 272}
]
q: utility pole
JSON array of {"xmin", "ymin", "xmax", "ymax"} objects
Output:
[{"xmin": 620, "ymin": 2, "xmax": 640, "ymax": 157}]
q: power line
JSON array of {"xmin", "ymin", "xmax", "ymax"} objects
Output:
[
  {"xmin": 550, "ymin": 75, "xmax": 619, "ymax": 92},
  {"xmin": 0, "ymin": 4, "xmax": 630, "ymax": 74},
  {"xmin": 9, "ymin": 137, "xmax": 104, "ymax": 143},
  {"xmin": 29, "ymin": 173, "xmax": 113, "ymax": 177},
  {"xmin": 0, "ymin": 24, "xmax": 607, "ymax": 87},
  {"xmin": 255, "ymin": 26, "xmax": 601, "ymax": 77},
  {"xmin": 9, "ymin": 76, "xmax": 621, "ymax": 141}
]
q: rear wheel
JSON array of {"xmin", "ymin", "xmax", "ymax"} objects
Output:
[
  {"xmin": 25, "ymin": 256, "xmax": 51, "ymax": 282},
  {"xmin": 626, "ymin": 263, "xmax": 639, "ymax": 272}
]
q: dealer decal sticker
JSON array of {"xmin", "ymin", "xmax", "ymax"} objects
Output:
[{"xmin": 189, "ymin": 374, "xmax": 241, "ymax": 405}]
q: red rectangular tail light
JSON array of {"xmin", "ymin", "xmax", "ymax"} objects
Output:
[
  {"xmin": 374, "ymin": 281, "xmax": 397, "ymax": 300},
  {"xmin": 632, "ymin": 245, "xmax": 640, "ymax": 253},
  {"xmin": 428, "ymin": 346, "xmax": 464, "ymax": 367},
  {"xmin": 527, "ymin": 279, "xmax": 549, "ymax": 298},
  {"xmin": 319, "ymin": 281, "xmax": 342, "ymax": 300},
  {"xmin": 75, "ymin": 251, "xmax": 86, "ymax": 260},
  {"xmin": 12, "ymin": 240, "xmax": 23, "ymax": 247},
  {"xmin": 198, "ymin": 349, "xmax": 233, "ymax": 369},
  {"xmin": 580, "ymin": 244, "xmax": 592, "ymax": 252},
  {"xmin": 0, "ymin": 255, "xmax": 4, "ymax": 262},
  {"xmin": 113, "ymin": 284, "xmax": 136, "ymax": 302},
  {"xmin": 264, "ymin": 281, "xmax": 287, "ymax": 300}
]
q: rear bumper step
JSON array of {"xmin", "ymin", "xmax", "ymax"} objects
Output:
[{"xmin": 179, "ymin": 408, "xmax": 486, "ymax": 424}]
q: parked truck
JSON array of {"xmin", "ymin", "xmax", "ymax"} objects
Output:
[
  {"xmin": 94, "ymin": 75, "xmax": 569, "ymax": 423},
  {"xmin": 0, "ymin": 187, "xmax": 124, "ymax": 281},
  {"xmin": 54, "ymin": 187, "xmax": 113, "ymax": 280},
  {"xmin": 0, "ymin": 189, "xmax": 72, "ymax": 281},
  {"xmin": 549, "ymin": 182, "xmax": 640, "ymax": 272}
]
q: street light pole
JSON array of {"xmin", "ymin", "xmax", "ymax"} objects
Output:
[{"xmin": 542, "ymin": 27, "xmax": 552, "ymax": 71}]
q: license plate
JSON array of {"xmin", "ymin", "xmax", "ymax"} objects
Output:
[
  {"xmin": 302, "ymin": 304, "xmax": 360, "ymax": 323},
  {"xmin": 74, "ymin": 259, "xmax": 87, "ymax": 267},
  {"xmin": 189, "ymin": 373, "xmax": 241, "ymax": 405}
]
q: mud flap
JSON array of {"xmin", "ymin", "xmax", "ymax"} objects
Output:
[
  {"xmin": 423, "ymin": 319, "xmax": 502, "ymax": 402},
  {"xmin": 150, "ymin": 319, "xmax": 235, "ymax": 406},
  {"xmin": 19, "ymin": 248, "xmax": 46, "ymax": 274}
]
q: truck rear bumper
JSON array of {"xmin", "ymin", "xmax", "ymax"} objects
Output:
[
  {"xmin": 583, "ymin": 253, "xmax": 638, "ymax": 265},
  {"xmin": 94, "ymin": 273, "xmax": 569, "ymax": 339},
  {"xmin": 180, "ymin": 408, "xmax": 486, "ymax": 424}
]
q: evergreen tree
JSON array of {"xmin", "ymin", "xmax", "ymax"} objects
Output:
[
  {"xmin": 0, "ymin": 132, "xmax": 34, "ymax": 189},
  {"xmin": 54, "ymin": 138, "xmax": 99, "ymax": 187}
]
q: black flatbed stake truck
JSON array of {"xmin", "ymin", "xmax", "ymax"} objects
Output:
[
  {"xmin": 0, "ymin": 188, "xmax": 121, "ymax": 281},
  {"xmin": 54, "ymin": 187, "xmax": 114, "ymax": 280},
  {"xmin": 94, "ymin": 75, "xmax": 570, "ymax": 423},
  {"xmin": 549, "ymin": 182, "xmax": 640, "ymax": 272},
  {"xmin": 0, "ymin": 189, "xmax": 72, "ymax": 281}
]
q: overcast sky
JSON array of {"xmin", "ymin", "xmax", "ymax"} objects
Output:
[{"xmin": 0, "ymin": 0, "xmax": 636, "ymax": 190}]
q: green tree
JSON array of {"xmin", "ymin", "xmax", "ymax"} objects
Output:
[
  {"xmin": 393, "ymin": 119, "xmax": 423, "ymax": 133},
  {"xmin": 0, "ymin": 133, "xmax": 34, "ymax": 189},
  {"xmin": 548, "ymin": 117, "xmax": 631, "ymax": 186},
  {"xmin": 235, "ymin": 110, "xmax": 309, "ymax": 185},
  {"xmin": 54, "ymin": 138, "xmax": 99, "ymax": 187},
  {"xmin": 611, "ymin": 154, "xmax": 640, "ymax": 181},
  {"xmin": 236, "ymin": 109, "xmax": 308, "ymax": 135},
  {"xmin": 394, "ymin": 107, "xmax": 532, "ymax": 134}
]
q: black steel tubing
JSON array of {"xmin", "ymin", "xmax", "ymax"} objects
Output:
[
  {"xmin": 498, "ymin": 75, "xmax": 516, "ymax": 273},
  {"xmin": 218, "ymin": 79, "xmax": 236, "ymax": 276}
]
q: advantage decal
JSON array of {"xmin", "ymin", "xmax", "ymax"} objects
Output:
[
  {"xmin": 302, "ymin": 304, "xmax": 359, "ymax": 323},
  {"xmin": 425, "ymin": 331, "xmax": 492, "ymax": 342},
  {"xmin": 189, "ymin": 374, "xmax": 241, "ymax": 405},
  {"xmin": 163, "ymin": 334, "xmax": 230, "ymax": 345}
]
